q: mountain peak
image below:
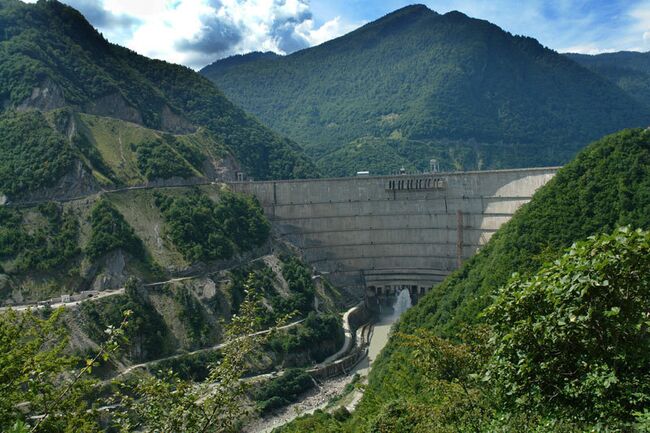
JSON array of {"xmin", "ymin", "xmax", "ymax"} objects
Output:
[
  {"xmin": 377, "ymin": 4, "xmax": 437, "ymax": 22},
  {"xmin": 394, "ymin": 4, "xmax": 431, "ymax": 14},
  {"xmin": 201, "ymin": 3, "xmax": 650, "ymax": 177},
  {"xmin": 443, "ymin": 10, "xmax": 469, "ymax": 20}
]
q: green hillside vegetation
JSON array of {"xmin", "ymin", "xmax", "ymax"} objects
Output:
[
  {"xmin": 267, "ymin": 312, "xmax": 344, "ymax": 364},
  {"xmin": 0, "ymin": 109, "xmax": 232, "ymax": 199},
  {"xmin": 255, "ymin": 368, "xmax": 315, "ymax": 415},
  {"xmin": 79, "ymin": 283, "xmax": 175, "ymax": 363},
  {"xmin": 0, "ymin": 0, "xmax": 316, "ymax": 191},
  {"xmin": 0, "ymin": 186, "xmax": 273, "ymax": 304},
  {"xmin": 76, "ymin": 113, "xmax": 217, "ymax": 184},
  {"xmin": 1, "ymin": 283, "xmax": 341, "ymax": 433},
  {"xmin": 567, "ymin": 51, "xmax": 650, "ymax": 111},
  {"xmin": 86, "ymin": 199, "xmax": 145, "ymax": 260},
  {"xmin": 227, "ymin": 256, "xmax": 320, "ymax": 323},
  {"xmin": 73, "ymin": 254, "xmax": 344, "ymax": 368},
  {"xmin": 0, "ymin": 110, "xmax": 74, "ymax": 197},
  {"xmin": 153, "ymin": 190, "xmax": 270, "ymax": 263},
  {"xmin": 203, "ymin": 5, "xmax": 649, "ymax": 176},
  {"xmin": 279, "ymin": 128, "xmax": 650, "ymax": 431},
  {"xmin": 0, "ymin": 203, "xmax": 79, "ymax": 274}
]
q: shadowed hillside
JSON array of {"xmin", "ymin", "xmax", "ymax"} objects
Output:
[{"xmin": 567, "ymin": 51, "xmax": 650, "ymax": 110}]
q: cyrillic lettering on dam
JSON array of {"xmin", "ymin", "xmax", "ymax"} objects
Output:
[{"xmin": 386, "ymin": 176, "xmax": 447, "ymax": 191}]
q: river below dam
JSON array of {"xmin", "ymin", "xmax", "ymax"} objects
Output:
[{"xmin": 247, "ymin": 290, "xmax": 412, "ymax": 433}]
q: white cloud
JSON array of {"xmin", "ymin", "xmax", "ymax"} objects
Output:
[
  {"xmin": 630, "ymin": 1, "xmax": 650, "ymax": 47},
  {"xmin": 19, "ymin": 0, "xmax": 361, "ymax": 69},
  {"xmin": 295, "ymin": 16, "xmax": 359, "ymax": 46},
  {"xmin": 560, "ymin": 44, "xmax": 619, "ymax": 55}
]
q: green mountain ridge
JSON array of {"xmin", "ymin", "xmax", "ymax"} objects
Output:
[
  {"xmin": 202, "ymin": 5, "xmax": 650, "ymax": 176},
  {"xmin": 566, "ymin": 50, "xmax": 650, "ymax": 110},
  {"xmin": 0, "ymin": 0, "xmax": 317, "ymax": 194}
]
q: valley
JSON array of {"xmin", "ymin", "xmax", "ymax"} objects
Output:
[{"xmin": 1, "ymin": 0, "xmax": 649, "ymax": 432}]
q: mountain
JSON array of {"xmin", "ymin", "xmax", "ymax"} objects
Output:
[
  {"xmin": 202, "ymin": 5, "xmax": 650, "ymax": 176},
  {"xmin": 279, "ymin": 127, "xmax": 650, "ymax": 431},
  {"xmin": 0, "ymin": 0, "xmax": 316, "ymax": 201},
  {"xmin": 566, "ymin": 51, "xmax": 650, "ymax": 110}
]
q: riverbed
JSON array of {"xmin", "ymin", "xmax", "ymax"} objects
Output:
[{"xmin": 244, "ymin": 309, "xmax": 401, "ymax": 433}]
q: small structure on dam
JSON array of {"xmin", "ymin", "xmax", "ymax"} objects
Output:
[{"xmin": 230, "ymin": 167, "xmax": 558, "ymax": 303}]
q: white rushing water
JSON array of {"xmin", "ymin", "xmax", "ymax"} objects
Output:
[{"xmin": 392, "ymin": 288, "xmax": 413, "ymax": 320}]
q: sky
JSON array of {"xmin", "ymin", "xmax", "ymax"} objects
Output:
[{"xmin": 21, "ymin": 0, "xmax": 650, "ymax": 69}]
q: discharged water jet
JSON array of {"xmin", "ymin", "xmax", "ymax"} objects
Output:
[{"xmin": 391, "ymin": 288, "xmax": 412, "ymax": 320}]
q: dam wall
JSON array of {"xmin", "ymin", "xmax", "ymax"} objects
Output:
[{"xmin": 230, "ymin": 167, "xmax": 558, "ymax": 297}]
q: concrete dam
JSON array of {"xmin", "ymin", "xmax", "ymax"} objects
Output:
[{"xmin": 230, "ymin": 167, "xmax": 558, "ymax": 301}]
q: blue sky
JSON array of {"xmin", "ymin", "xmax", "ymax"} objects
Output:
[{"xmin": 21, "ymin": 0, "xmax": 650, "ymax": 69}]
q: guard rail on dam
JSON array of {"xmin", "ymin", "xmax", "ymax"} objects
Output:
[{"xmin": 229, "ymin": 167, "xmax": 559, "ymax": 299}]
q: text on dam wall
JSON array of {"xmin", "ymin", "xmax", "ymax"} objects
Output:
[{"xmin": 386, "ymin": 176, "xmax": 447, "ymax": 191}]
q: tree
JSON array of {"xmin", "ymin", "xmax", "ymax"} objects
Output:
[
  {"xmin": 486, "ymin": 227, "xmax": 650, "ymax": 424},
  {"xmin": 113, "ymin": 285, "xmax": 285, "ymax": 432},
  {"xmin": 0, "ymin": 308, "xmax": 130, "ymax": 433}
]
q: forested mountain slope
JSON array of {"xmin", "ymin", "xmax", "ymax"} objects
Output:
[
  {"xmin": 567, "ymin": 51, "xmax": 650, "ymax": 110},
  {"xmin": 203, "ymin": 5, "xmax": 649, "ymax": 176},
  {"xmin": 0, "ymin": 109, "xmax": 235, "ymax": 202},
  {"xmin": 279, "ymin": 127, "xmax": 650, "ymax": 431},
  {"xmin": 0, "ymin": 0, "xmax": 316, "ymax": 196}
]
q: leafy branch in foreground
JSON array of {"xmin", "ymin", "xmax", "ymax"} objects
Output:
[
  {"xmin": 114, "ymin": 276, "xmax": 289, "ymax": 433},
  {"xmin": 486, "ymin": 227, "xmax": 650, "ymax": 424},
  {"xmin": 0, "ymin": 308, "xmax": 131, "ymax": 433}
]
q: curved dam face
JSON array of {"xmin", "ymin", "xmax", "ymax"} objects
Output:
[{"xmin": 230, "ymin": 167, "xmax": 558, "ymax": 299}]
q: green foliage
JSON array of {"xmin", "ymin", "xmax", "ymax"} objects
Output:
[
  {"xmin": 226, "ymin": 256, "xmax": 316, "ymax": 324},
  {"xmin": 114, "ymin": 290, "xmax": 273, "ymax": 433},
  {"xmin": 0, "ymin": 308, "xmax": 128, "ymax": 432},
  {"xmin": 254, "ymin": 368, "xmax": 314, "ymax": 415},
  {"xmin": 274, "ymin": 410, "xmax": 344, "ymax": 433},
  {"xmin": 0, "ymin": 203, "xmax": 79, "ymax": 272},
  {"xmin": 85, "ymin": 199, "xmax": 145, "ymax": 260},
  {"xmin": 272, "ymin": 255, "xmax": 317, "ymax": 317},
  {"xmin": 486, "ymin": 227, "xmax": 650, "ymax": 423},
  {"xmin": 0, "ymin": 110, "xmax": 74, "ymax": 197},
  {"xmin": 79, "ymin": 289, "xmax": 172, "ymax": 362},
  {"xmin": 0, "ymin": 282, "xmax": 273, "ymax": 432},
  {"xmin": 154, "ymin": 190, "xmax": 270, "ymax": 263},
  {"xmin": 0, "ymin": 0, "xmax": 317, "ymax": 181},
  {"xmin": 567, "ymin": 51, "xmax": 650, "ymax": 111},
  {"xmin": 134, "ymin": 137, "xmax": 196, "ymax": 180},
  {"xmin": 267, "ymin": 312, "xmax": 344, "ymax": 363},
  {"xmin": 153, "ymin": 350, "xmax": 222, "ymax": 382},
  {"xmin": 203, "ymin": 6, "xmax": 649, "ymax": 176},
  {"xmin": 227, "ymin": 265, "xmax": 276, "ymax": 319},
  {"xmin": 172, "ymin": 287, "xmax": 213, "ymax": 348}
]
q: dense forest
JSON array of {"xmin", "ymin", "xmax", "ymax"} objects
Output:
[
  {"xmin": 154, "ymin": 190, "xmax": 270, "ymax": 263},
  {"xmin": 203, "ymin": 5, "xmax": 649, "ymax": 176},
  {"xmin": 567, "ymin": 51, "xmax": 650, "ymax": 111},
  {"xmin": 0, "ymin": 0, "xmax": 316, "ymax": 190},
  {"xmin": 0, "ymin": 110, "xmax": 74, "ymax": 198},
  {"xmin": 278, "ymin": 128, "xmax": 650, "ymax": 431}
]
